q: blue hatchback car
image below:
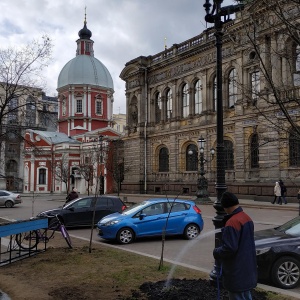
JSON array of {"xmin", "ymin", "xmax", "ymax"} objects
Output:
[{"xmin": 97, "ymin": 198, "xmax": 204, "ymax": 244}]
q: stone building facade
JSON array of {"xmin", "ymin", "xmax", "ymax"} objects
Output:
[{"xmin": 120, "ymin": 1, "xmax": 300, "ymax": 200}]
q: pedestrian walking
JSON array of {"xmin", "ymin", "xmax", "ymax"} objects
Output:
[
  {"xmin": 272, "ymin": 181, "xmax": 282, "ymax": 204},
  {"xmin": 65, "ymin": 187, "xmax": 79, "ymax": 204},
  {"xmin": 279, "ymin": 180, "xmax": 287, "ymax": 204},
  {"xmin": 213, "ymin": 192, "xmax": 257, "ymax": 300}
]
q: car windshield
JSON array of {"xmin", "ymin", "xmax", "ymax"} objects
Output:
[
  {"xmin": 122, "ymin": 201, "xmax": 152, "ymax": 215},
  {"xmin": 276, "ymin": 216, "xmax": 300, "ymax": 236}
]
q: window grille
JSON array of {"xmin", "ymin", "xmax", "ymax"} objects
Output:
[
  {"xmin": 250, "ymin": 134, "xmax": 259, "ymax": 168},
  {"xmin": 224, "ymin": 140, "xmax": 234, "ymax": 170}
]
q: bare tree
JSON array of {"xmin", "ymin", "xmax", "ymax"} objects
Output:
[
  {"xmin": 105, "ymin": 139, "xmax": 126, "ymax": 195},
  {"xmin": 0, "ymin": 36, "xmax": 53, "ymax": 183},
  {"xmin": 53, "ymin": 153, "xmax": 71, "ymax": 195}
]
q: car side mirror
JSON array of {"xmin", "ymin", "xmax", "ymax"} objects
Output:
[
  {"xmin": 139, "ymin": 213, "xmax": 146, "ymax": 220},
  {"xmin": 67, "ymin": 207, "xmax": 75, "ymax": 212}
]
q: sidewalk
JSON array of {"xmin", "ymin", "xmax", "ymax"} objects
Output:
[
  {"xmin": 20, "ymin": 192, "xmax": 300, "ymax": 212},
  {"xmin": 116, "ymin": 193, "xmax": 300, "ymax": 212}
]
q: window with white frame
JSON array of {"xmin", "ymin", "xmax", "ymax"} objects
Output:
[
  {"xmin": 96, "ymin": 97, "xmax": 103, "ymax": 115},
  {"xmin": 76, "ymin": 98, "xmax": 83, "ymax": 113},
  {"xmin": 228, "ymin": 69, "xmax": 237, "ymax": 108},
  {"xmin": 182, "ymin": 84, "xmax": 189, "ymax": 118},
  {"xmin": 38, "ymin": 168, "xmax": 46, "ymax": 185},
  {"xmin": 194, "ymin": 80, "xmax": 202, "ymax": 114}
]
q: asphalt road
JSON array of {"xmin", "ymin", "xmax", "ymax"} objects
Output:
[{"xmin": 1, "ymin": 196, "xmax": 300, "ymax": 298}]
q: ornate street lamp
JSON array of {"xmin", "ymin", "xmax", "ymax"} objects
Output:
[
  {"xmin": 203, "ymin": 0, "xmax": 244, "ymax": 284},
  {"xmin": 195, "ymin": 136, "xmax": 215, "ymax": 204}
]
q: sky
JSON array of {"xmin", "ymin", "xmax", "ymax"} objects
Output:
[{"xmin": 0, "ymin": 0, "xmax": 232, "ymax": 114}]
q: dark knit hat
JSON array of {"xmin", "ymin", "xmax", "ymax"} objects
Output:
[{"xmin": 221, "ymin": 192, "xmax": 239, "ymax": 208}]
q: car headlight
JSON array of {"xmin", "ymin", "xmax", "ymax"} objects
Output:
[
  {"xmin": 256, "ymin": 247, "xmax": 271, "ymax": 256},
  {"xmin": 104, "ymin": 220, "xmax": 120, "ymax": 226}
]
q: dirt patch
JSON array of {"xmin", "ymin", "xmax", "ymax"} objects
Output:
[{"xmin": 0, "ymin": 233, "xmax": 297, "ymax": 300}]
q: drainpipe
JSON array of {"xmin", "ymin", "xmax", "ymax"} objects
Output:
[{"xmin": 143, "ymin": 67, "xmax": 148, "ymax": 194}]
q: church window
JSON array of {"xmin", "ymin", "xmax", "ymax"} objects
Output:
[
  {"xmin": 96, "ymin": 99, "xmax": 103, "ymax": 115},
  {"xmin": 39, "ymin": 168, "xmax": 46, "ymax": 185},
  {"xmin": 76, "ymin": 99, "xmax": 82, "ymax": 113}
]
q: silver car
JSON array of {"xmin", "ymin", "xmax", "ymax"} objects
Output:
[{"xmin": 0, "ymin": 190, "xmax": 22, "ymax": 208}]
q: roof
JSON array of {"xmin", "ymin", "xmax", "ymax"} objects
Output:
[
  {"xmin": 57, "ymin": 55, "xmax": 114, "ymax": 90},
  {"xmin": 32, "ymin": 130, "xmax": 81, "ymax": 145}
]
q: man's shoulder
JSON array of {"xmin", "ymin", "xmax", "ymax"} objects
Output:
[{"xmin": 226, "ymin": 211, "xmax": 253, "ymax": 229}]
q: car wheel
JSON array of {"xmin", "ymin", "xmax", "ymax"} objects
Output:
[
  {"xmin": 5, "ymin": 200, "xmax": 14, "ymax": 208},
  {"xmin": 184, "ymin": 224, "xmax": 200, "ymax": 240},
  {"xmin": 271, "ymin": 256, "xmax": 300, "ymax": 289},
  {"xmin": 117, "ymin": 228, "xmax": 134, "ymax": 244}
]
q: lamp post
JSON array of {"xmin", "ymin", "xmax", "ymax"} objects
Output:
[
  {"xmin": 195, "ymin": 136, "xmax": 215, "ymax": 204},
  {"xmin": 203, "ymin": 0, "xmax": 244, "ymax": 284}
]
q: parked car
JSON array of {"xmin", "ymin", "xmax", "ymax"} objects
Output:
[
  {"xmin": 255, "ymin": 216, "xmax": 300, "ymax": 289},
  {"xmin": 97, "ymin": 198, "xmax": 204, "ymax": 244},
  {"xmin": 37, "ymin": 196, "xmax": 127, "ymax": 227},
  {"xmin": 0, "ymin": 190, "xmax": 22, "ymax": 208}
]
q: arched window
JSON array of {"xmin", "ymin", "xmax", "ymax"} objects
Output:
[
  {"xmin": 159, "ymin": 147, "xmax": 169, "ymax": 172},
  {"xmin": 228, "ymin": 69, "xmax": 237, "ymax": 108},
  {"xmin": 166, "ymin": 89, "xmax": 172, "ymax": 120},
  {"xmin": 186, "ymin": 144, "xmax": 198, "ymax": 171},
  {"xmin": 224, "ymin": 140, "xmax": 234, "ymax": 170},
  {"xmin": 182, "ymin": 84, "xmax": 189, "ymax": 118},
  {"xmin": 155, "ymin": 92, "xmax": 162, "ymax": 123},
  {"xmin": 213, "ymin": 76, "xmax": 217, "ymax": 112},
  {"xmin": 39, "ymin": 168, "xmax": 46, "ymax": 185},
  {"xmin": 250, "ymin": 134, "xmax": 259, "ymax": 168},
  {"xmin": 194, "ymin": 80, "xmax": 202, "ymax": 114},
  {"xmin": 289, "ymin": 128, "xmax": 300, "ymax": 166}
]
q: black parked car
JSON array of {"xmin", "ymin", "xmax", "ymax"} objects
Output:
[
  {"xmin": 255, "ymin": 216, "xmax": 300, "ymax": 289},
  {"xmin": 37, "ymin": 196, "xmax": 127, "ymax": 227}
]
